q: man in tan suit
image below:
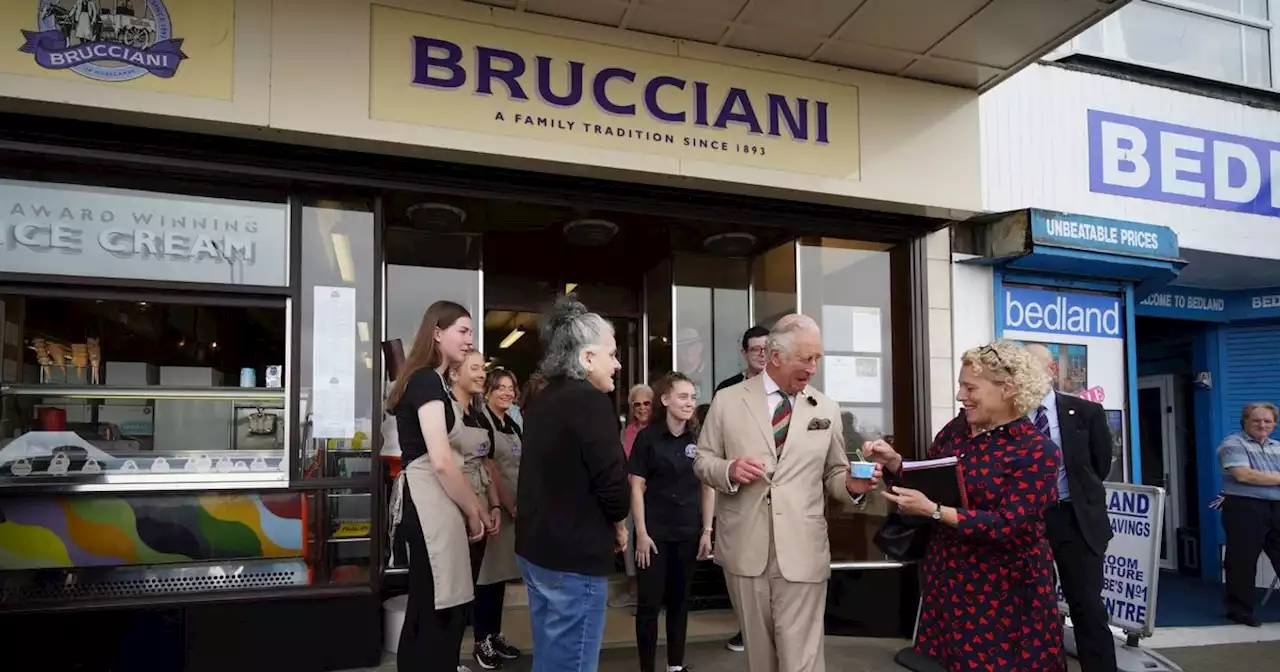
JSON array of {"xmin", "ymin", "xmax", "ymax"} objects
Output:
[{"xmin": 694, "ymin": 314, "xmax": 881, "ymax": 672}]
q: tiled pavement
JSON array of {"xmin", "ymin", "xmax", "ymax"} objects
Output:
[{"xmin": 350, "ymin": 637, "xmax": 1280, "ymax": 671}]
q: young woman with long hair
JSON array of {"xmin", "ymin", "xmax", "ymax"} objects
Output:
[{"xmin": 387, "ymin": 300, "xmax": 492, "ymax": 672}]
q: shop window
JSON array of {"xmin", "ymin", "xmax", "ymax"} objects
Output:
[
  {"xmin": 1073, "ymin": 0, "xmax": 1275, "ymax": 89},
  {"xmin": 299, "ymin": 200, "xmax": 376, "ymax": 480},
  {"xmin": 672, "ymin": 254, "xmax": 750, "ymax": 400},
  {"xmin": 797, "ymin": 237, "xmax": 896, "ymax": 565},
  {"xmin": 799, "ymin": 238, "xmax": 895, "ymax": 445},
  {"xmin": 644, "ymin": 259, "xmax": 673, "ymax": 385},
  {"xmin": 0, "ymin": 294, "xmax": 287, "ymax": 486},
  {"xmin": 752, "ymin": 241, "xmax": 797, "ymax": 328}
]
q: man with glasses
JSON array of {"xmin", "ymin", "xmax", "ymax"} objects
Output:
[
  {"xmin": 713, "ymin": 325, "xmax": 769, "ymax": 652},
  {"xmin": 715, "ymin": 326, "xmax": 770, "ymax": 398}
]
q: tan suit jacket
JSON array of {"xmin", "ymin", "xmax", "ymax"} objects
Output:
[{"xmin": 694, "ymin": 375, "xmax": 857, "ymax": 584}]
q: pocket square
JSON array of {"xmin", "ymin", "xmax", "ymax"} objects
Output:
[{"xmin": 807, "ymin": 418, "xmax": 831, "ymax": 430}]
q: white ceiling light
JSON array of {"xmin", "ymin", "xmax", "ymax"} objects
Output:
[
  {"xmin": 331, "ymin": 233, "xmax": 355, "ymax": 283},
  {"xmin": 499, "ymin": 329, "xmax": 525, "ymax": 349}
]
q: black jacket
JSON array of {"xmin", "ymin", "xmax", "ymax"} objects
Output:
[
  {"xmin": 1054, "ymin": 393, "xmax": 1116, "ymax": 554},
  {"xmin": 515, "ymin": 377, "xmax": 630, "ymax": 576}
]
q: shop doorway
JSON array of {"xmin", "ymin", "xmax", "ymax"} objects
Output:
[
  {"xmin": 1138, "ymin": 375, "xmax": 1184, "ymax": 571},
  {"xmin": 482, "ymin": 304, "xmax": 643, "ymax": 417}
]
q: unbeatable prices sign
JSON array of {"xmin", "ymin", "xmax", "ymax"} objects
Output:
[{"xmin": 369, "ymin": 6, "xmax": 861, "ymax": 178}]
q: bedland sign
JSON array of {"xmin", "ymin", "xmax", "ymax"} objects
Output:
[
  {"xmin": 1056, "ymin": 483, "xmax": 1165, "ymax": 637},
  {"xmin": 1088, "ymin": 109, "xmax": 1280, "ymax": 218},
  {"xmin": 0, "ymin": 179, "xmax": 288, "ymax": 287},
  {"xmin": 369, "ymin": 6, "xmax": 860, "ymax": 179},
  {"xmin": 1002, "ymin": 286, "xmax": 1123, "ymax": 339},
  {"xmin": 1137, "ymin": 286, "xmax": 1280, "ymax": 322}
]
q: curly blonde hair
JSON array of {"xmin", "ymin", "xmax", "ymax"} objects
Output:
[{"xmin": 960, "ymin": 340, "xmax": 1052, "ymax": 416}]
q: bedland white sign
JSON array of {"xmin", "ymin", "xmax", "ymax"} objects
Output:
[{"xmin": 0, "ymin": 179, "xmax": 287, "ymax": 286}]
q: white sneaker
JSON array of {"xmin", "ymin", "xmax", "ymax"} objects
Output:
[{"xmin": 458, "ymin": 666, "xmax": 472, "ymax": 672}]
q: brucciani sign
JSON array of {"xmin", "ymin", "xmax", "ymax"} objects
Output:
[
  {"xmin": 0, "ymin": 179, "xmax": 288, "ymax": 287},
  {"xmin": 411, "ymin": 37, "xmax": 833, "ymax": 145},
  {"xmin": 370, "ymin": 7, "xmax": 862, "ymax": 178}
]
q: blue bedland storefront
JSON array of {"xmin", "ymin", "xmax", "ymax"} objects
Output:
[
  {"xmin": 1136, "ymin": 286, "xmax": 1280, "ymax": 586},
  {"xmin": 967, "ymin": 208, "xmax": 1279, "ymax": 592}
]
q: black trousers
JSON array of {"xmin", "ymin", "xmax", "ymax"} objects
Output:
[
  {"xmin": 465, "ymin": 517, "xmax": 488, "ymax": 637},
  {"xmin": 1222, "ymin": 495, "xmax": 1280, "ymax": 618},
  {"xmin": 397, "ymin": 490, "xmax": 469, "ymax": 672},
  {"xmin": 635, "ymin": 538, "xmax": 699, "ymax": 672},
  {"xmin": 474, "ymin": 581, "xmax": 507, "ymax": 641},
  {"xmin": 1045, "ymin": 502, "xmax": 1117, "ymax": 672}
]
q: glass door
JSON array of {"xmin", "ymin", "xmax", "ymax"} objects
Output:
[{"xmin": 1138, "ymin": 375, "xmax": 1180, "ymax": 570}]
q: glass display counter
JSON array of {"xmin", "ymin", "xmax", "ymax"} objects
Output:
[{"xmin": 0, "ymin": 385, "xmax": 287, "ymax": 490}]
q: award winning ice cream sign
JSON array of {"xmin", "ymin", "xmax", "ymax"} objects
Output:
[
  {"xmin": 0, "ymin": 179, "xmax": 287, "ymax": 287},
  {"xmin": 20, "ymin": 0, "xmax": 187, "ymax": 82},
  {"xmin": 370, "ymin": 7, "xmax": 861, "ymax": 178}
]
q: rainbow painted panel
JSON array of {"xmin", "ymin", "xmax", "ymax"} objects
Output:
[{"xmin": 0, "ymin": 492, "xmax": 304, "ymax": 570}]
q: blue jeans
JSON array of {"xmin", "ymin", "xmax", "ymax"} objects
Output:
[{"xmin": 517, "ymin": 555, "xmax": 608, "ymax": 672}]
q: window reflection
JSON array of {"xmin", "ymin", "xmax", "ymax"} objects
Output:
[
  {"xmin": 673, "ymin": 255, "xmax": 749, "ymax": 400},
  {"xmin": 799, "ymin": 238, "xmax": 894, "ymax": 446},
  {"xmin": 752, "ymin": 242, "xmax": 796, "ymax": 329}
]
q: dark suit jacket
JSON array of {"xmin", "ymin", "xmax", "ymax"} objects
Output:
[{"xmin": 1054, "ymin": 393, "xmax": 1115, "ymax": 555}]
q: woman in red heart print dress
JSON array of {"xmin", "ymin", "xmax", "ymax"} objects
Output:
[{"xmin": 873, "ymin": 340, "xmax": 1065, "ymax": 671}]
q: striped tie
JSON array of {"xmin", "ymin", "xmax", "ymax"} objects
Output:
[
  {"xmin": 772, "ymin": 391, "xmax": 792, "ymax": 451},
  {"xmin": 1034, "ymin": 406, "xmax": 1051, "ymax": 438}
]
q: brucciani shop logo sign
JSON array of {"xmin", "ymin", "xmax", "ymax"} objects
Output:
[
  {"xmin": 370, "ymin": 8, "xmax": 861, "ymax": 178},
  {"xmin": 19, "ymin": 0, "xmax": 187, "ymax": 82},
  {"xmin": 412, "ymin": 37, "xmax": 834, "ymax": 149}
]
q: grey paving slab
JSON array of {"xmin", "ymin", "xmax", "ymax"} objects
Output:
[{"xmin": 348, "ymin": 637, "xmax": 1280, "ymax": 671}]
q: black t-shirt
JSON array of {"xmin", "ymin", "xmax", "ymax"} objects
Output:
[
  {"xmin": 395, "ymin": 369, "xmax": 495, "ymax": 463},
  {"xmin": 395, "ymin": 368, "xmax": 452, "ymax": 464},
  {"xmin": 628, "ymin": 423, "xmax": 702, "ymax": 542}
]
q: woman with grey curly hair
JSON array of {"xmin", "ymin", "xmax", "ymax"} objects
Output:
[
  {"xmin": 514, "ymin": 295, "xmax": 629, "ymax": 672},
  {"xmin": 863, "ymin": 339, "xmax": 1065, "ymax": 671}
]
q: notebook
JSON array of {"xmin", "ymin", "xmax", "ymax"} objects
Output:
[{"xmin": 898, "ymin": 456, "xmax": 968, "ymax": 509}]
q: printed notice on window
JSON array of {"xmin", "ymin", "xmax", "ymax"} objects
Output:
[
  {"xmin": 312, "ymin": 286, "xmax": 356, "ymax": 438},
  {"xmin": 823, "ymin": 355, "xmax": 881, "ymax": 404},
  {"xmin": 821, "ymin": 305, "xmax": 882, "ymax": 354}
]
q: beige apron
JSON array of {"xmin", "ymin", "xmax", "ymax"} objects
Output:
[
  {"xmin": 388, "ymin": 386, "xmax": 490, "ymax": 610},
  {"xmin": 478, "ymin": 405, "xmax": 521, "ymax": 585}
]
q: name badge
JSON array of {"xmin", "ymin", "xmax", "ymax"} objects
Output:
[
  {"xmin": 477, "ymin": 440, "xmax": 489, "ymax": 457},
  {"xmin": 684, "ymin": 443, "xmax": 698, "ymax": 459},
  {"xmin": 511, "ymin": 442, "xmax": 522, "ymax": 457}
]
